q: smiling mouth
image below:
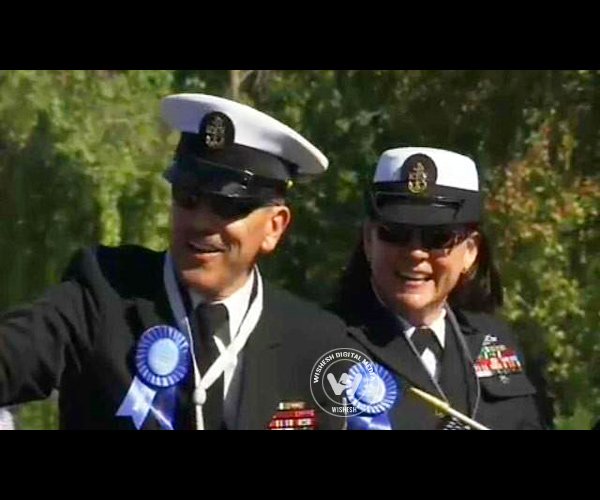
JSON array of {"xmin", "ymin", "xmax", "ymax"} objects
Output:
[
  {"xmin": 187, "ymin": 241, "xmax": 225, "ymax": 254},
  {"xmin": 396, "ymin": 272, "xmax": 432, "ymax": 283}
]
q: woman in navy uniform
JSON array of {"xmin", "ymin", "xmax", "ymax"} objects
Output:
[
  {"xmin": 331, "ymin": 147, "xmax": 550, "ymax": 430},
  {"xmin": 0, "ymin": 94, "xmax": 351, "ymax": 430}
]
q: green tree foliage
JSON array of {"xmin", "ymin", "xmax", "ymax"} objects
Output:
[
  {"xmin": 1, "ymin": 70, "xmax": 598, "ymax": 429},
  {"xmin": 0, "ymin": 70, "xmax": 177, "ymax": 428}
]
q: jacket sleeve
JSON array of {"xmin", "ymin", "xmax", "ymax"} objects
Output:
[{"xmin": 0, "ymin": 249, "xmax": 98, "ymax": 405}]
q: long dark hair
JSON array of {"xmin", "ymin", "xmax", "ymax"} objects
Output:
[
  {"xmin": 331, "ymin": 223, "xmax": 503, "ymax": 319},
  {"xmin": 449, "ymin": 224, "xmax": 503, "ymax": 312}
]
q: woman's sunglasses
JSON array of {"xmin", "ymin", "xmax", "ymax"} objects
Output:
[{"xmin": 376, "ymin": 224, "xmax": 473, "ymax": 251}]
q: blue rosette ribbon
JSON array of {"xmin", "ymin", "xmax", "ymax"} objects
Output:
[
  {"xmin": 345, "ymin": 362, "xmax": 399, "ymax": 430},
  {"xmin": 117, "ymin": 325, "xmax": 190, "ymax": 430}
]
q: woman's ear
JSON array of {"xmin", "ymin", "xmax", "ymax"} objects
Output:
[{"xmin": 462, "ymin": 231, "xmax": 480, "ymax": 276}]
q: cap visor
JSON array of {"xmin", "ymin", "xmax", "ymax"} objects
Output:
[{"xmin": 376, "ymin": 203, "xmax": 472, "ymax": 226}]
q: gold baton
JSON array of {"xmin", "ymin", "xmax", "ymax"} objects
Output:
[{"xmin": 408, "ymin": 387, "xmax": 490, "ymax": 430}]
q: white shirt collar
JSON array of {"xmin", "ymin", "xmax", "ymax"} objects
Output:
[
  {"xmin": 188, "ymin": 271, "xmax": 255, "ymax": 344},
  {"xmin": 369, "ymin": 280, "xmax": 447, "ymax": 348},
  {"xmin": 401, "ymin": 309, "xmax": 447, "ymax": 348}
]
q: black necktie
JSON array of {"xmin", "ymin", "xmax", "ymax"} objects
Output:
[
  {"xmin": 193, "ymin": 303, "xmax": 230, "ymax": 430},
  {"xmin": 412, "ymin": 326, "xmax": 444, "ymax": 377}
]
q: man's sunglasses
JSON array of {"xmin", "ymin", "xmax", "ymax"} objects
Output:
[
  {"xmin": 376, "ymin": 224, "xmax": 473, "ymax": 251},
  {"xmin": 172, "ymin": 186, "xmax": 269, "ymax": 220}
]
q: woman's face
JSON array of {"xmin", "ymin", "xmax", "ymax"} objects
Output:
[{"xmin": 363, "ymin": 221, "xmax": 479, "ymax": 325}]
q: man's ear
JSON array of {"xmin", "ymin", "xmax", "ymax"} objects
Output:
[{"xmin": 260, "ymin": 205, "xmax": 292, "ymax": 254}]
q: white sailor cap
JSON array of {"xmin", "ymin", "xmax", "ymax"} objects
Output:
[
  {"xmin": 367, "ymin": 147, "xmax": 483, "ymax": 226},
  {"xmin": 161, "ymin": 93, "xmax": 329, "ymax": 202}
]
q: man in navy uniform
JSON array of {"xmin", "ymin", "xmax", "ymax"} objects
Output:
[{"xmin": 0, "ymin": 94, "xmax": 351, "ymax": 430}]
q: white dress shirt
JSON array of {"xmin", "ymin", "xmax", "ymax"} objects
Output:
[
  {"xmin": 188, "ymin": 271, "xmax": 256, "ymax": 427},
  {"xmin": 370, "ymin": 280, "xmax": 446, "ymax": 380},
  {"xmin": 402, "ymin": 310, "xmax": 446, "ymax": 380}
]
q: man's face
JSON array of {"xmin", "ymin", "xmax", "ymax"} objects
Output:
[{"xmin": 170, "ymin": 188, "xmax": 290, "ymax": 301}]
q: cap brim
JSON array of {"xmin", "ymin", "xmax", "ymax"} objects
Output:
[
  {"xmin": 368, "ymin": 185, "xmax": 482, "ymax": 226},
  {"xmin": 376, "ymin": 203, "xmax": 472, "ymax": 226},
  {"xmin": 164, "ymin": 162, "xmax": 285, "ymax": 202}
]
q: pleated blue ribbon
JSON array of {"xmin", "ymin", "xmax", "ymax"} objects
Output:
[
  {"xmin": 346, "ymin": 362, "xmax": 399, "ymax": 430},
  {"xmin": 117, "ymin": 325, "xmax": 190, "ymax": 430}
]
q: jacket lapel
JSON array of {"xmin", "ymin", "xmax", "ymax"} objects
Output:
[
  {"xmin": 235, "ymin": 311, "xmax": 282, "ymax": 430},
  {"xmin": 344, "ymin": 286, "xmax": 449, "ymax": 429},
  {"xmin": 126, "ymin": 252, "xmax": 189, "ymax": 430},
  {"xmin": 457, "ymin": 312, "xmax": 488, "ymax": 359},
  {"xmin": 346, "ymin": 285, "xmax": 440, "ymax": 398},
  {"xmin": 448, "ymin": 310, "xmax": 488, "ymax": 418},
  {"xmin": 348, "ymin": 324, "xmax": 440, "ymax": 397}
]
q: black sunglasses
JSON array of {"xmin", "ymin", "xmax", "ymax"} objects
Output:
[
  {"xmin": 172, "ymin": 186, "xmax": 267, "ymax": 220},
  {"xmin": 376, "ymin": 224, "xmax": 472, "ymax": 251}
]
